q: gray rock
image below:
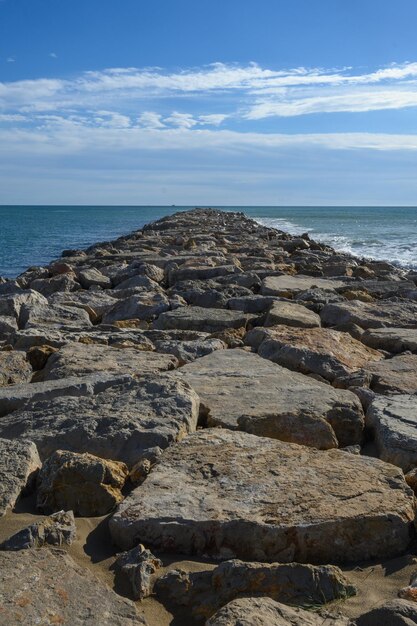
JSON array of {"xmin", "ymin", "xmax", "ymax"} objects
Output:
[
  {"xmin": 0, "ymin": 510, "xmax": 76, "ymax": 550},
  {"xmin": 366, "ymin": 394, "xmax": 417, "ymax": 471},
  {"xmin": 227, "ymin": 295, "xmax": 276, "ymax": 313},
  {"xmin": 20, "ymin": 302, "xmax": 92, "ymax": 330},
  {"xmin": 356, "ymin": 599, "xmax": 417, "ymax": 626},
  {"xmin": 38, "ymin": 342, "xmax": 177, "ymax": 381},
  {"xmin": 246, "ymin": 326, "xmax": 383, "ymax": 384},
  {"xmin": 206, "ymin": 598, "xmax": 349, "ymax": 626},
  {"xmin": 361, "ymin": 328, "xmax": 417, "ymax": 353},
  {"xmin": 0, "ymin": 316, "xmax": 18, "ymax": 341},
  {"xmin": 366, "ymin": 354, "xmax": 417, "ymax": 394},
  {"xmin": 30, "ymin": 274, "xmax": 81, "ymax": 296},
  {"xmin": 0, "ymin": 372, "xmax": 130, "ymax": 417},
  {"xmin": 0, "ymin": 438, "xmax": 41, "ymax": 516},
  {"xmin": 48, "ymin": 290, "xmax": 119, "ymax": 322},
  {"xmin": 0, "ymin": 549, "xmax": 145, "ymax": 625},
  {"xmin": 102, "ymin": 292, "xmax": 170, "ymax": 323},
  {"xmin": 264, "ymin": 301, "xmax": 321, "ymax": 328},
  {"xmin": 261, "ymin": 275, "xmax": 344, "ymax": 296},
  {"xmin": 320, "ymin": 301, "xmax": 417, "ymax": 329},
  {"xmin": 109, "ymin": 429, "xmax": 414, "ymax": 562},
  {"xmin": 114, "ymin": 544, "xmax": 162, "ymax": 600},
  {"xmin": 77, "ymin": 267, "xmax": 111, "ymax": 289},
  {"xmin": 154, "ymin": 306, "xmax": 250, "ymax": 333},
  {"xmin": 168, "ymin": 264, "xmax": 240, "ymax": 286},
  {"xmin": 155, "ymin": 559, "xmax": 355, "ymax": 620},
  {"xmin": 0, "ymin": 376, "xmax": 199, "ymax": 466},
  {"xmin": 0, "ymin": 289, "xmax": 47, "ymax": 321},
  {"xmin": 154, "ymin": 337, "xmax": 226, "ymax": 365},
  {"xmin": 176, "ymin": 349, "xmax": 364, "ymax": 448},
  {"xmin": 0, "ymin": 351, "xmax": 32, "ymax": 386}
]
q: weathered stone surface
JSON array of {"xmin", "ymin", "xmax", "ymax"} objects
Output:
[
  {"xmin": 356, "ymin": 599, "xmax": 417, "ymax": 626},
  {"xmin": 227, "ymin": 295, "xmax": 276, "ymax": 313},
  {"xmin": 320, "ymin": 300, "xmax": 417, "ymax": 329},
  {"xmin": 0, "ymin": 549, "xmax": 145, "ymax": 625},
  {"xmin": 168, "ymin": 264, "xmax": 240, "ymax": 286},
  {"xmin": 154, "ymin": 306, "xmax": 250, "ymax": 333},
  {"xmin": 0, "ymin": 372, "xmax": 130, "ymax": 417},
  {"xmin": 0, "ymin": 351, "xmax": 32, "ymax": 386},
  {"xmin": 48, "ymin": 290, "xmax": 119, "ymax": 322},
  {"xmin": 109, "ymin": 429, "xmax": 415, "ymax": 562},
  {"xmin": 0, "ymin": 439, "xmax": 41, "ymax": 516},
  {"xmin": 0, "ymin": 510, "xmax": 76, "ymax": 550},
  {"xmin": 399, "ymin": 570, "xmax": 417, "ymax": 602},
  {"xmin": 37, "ymin": 450, "xmax": 128, "ymax": 516},
  {"xmin": 206, "ymin": 598, "xmax": 349, "ymax": 626},
  {"xmin": 0, "ymin": 316, "xmax": 18, "ymax": 341},
  {"xmin": 264, "ymin": 301, "xmax": 321, "ymax": 328},
  {"xmin": 38, "ymin": 342, "xmax": 177, "ymax": 381},
  {"xmin": 20, "ymin": 302, "xmax": 92, "ymax": 330},
  {"xmin": 154, "ymin": 337, "xmax": 226, "ymax": 365},
  {"xmin": 366, "ymin": 395, "xmax": 417, "ymax": 471},
  {"xmin": 114, "ymin": 544, "xmax": 162, "ymax": 600},
  {"xmin": 27, "ymin": 344, "xmax": 58, "ymax": 370},
  {"xmin": 77, "ymin": 267, "xmax": 111, "ymax": 289},
  {"xmin": 261, "ymin": 275, "xmax": 344, "ymax": 297},
  {"xmin": 361, "ymin": 327, "xmax": 417, "ymax": 353},
  {"xmin": 366, "ymin": 354, "xmax": 417, "ymax": 394},
  {"xmin": 246, "ymin": 326, "xmax": 383, "ymax": 384},
  {"xmin": 0, "ymin": 289, "xmax": 47, "ymax": 321},
  {"xmin": 102, "ymin": 292, "xmax": 170, "ymax": 324},
  {"xmin": 156, "ymin": 559, "xmax": 355, "ymax": 620},
  {"xmin": 0, "ymin": 376, "xmax": 199, "ymax": 466},
  {"xmin": 30, "ymin": 273, "xmax": 81, "ymax": 296},
  {"xmin": 176, "ymin": 349, "xmax": 364, "ymax": 448}
]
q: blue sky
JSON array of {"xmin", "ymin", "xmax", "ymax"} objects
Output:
[{"xmin": 1, "ymin": 0, "xmax": 417, "ymax": 205}]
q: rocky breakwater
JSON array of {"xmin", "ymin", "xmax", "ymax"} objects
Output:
[{"xmin": 0, "ymin": 208, "xmax": 417, "ymax": 626}]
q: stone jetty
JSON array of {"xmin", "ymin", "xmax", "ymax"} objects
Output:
[{"xmin": 0, "ymin": 208, "xmax": 417, "ymax": 625}]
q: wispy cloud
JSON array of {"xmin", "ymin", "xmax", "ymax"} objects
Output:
[
  {"xmin": 6, "ymin": 57, "xmax": 15, "ymax": 63},
  {"xmin": 49, "ymin": 52, "xmax": 58, "ymax": 59}
]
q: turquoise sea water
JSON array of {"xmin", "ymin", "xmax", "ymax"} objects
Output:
[{"xmin": 0, "ymin": 206, "xmax": 416, "ymax": 278}]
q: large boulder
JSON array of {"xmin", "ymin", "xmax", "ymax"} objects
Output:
[
  {"xmin": 0, "ymin": 549, "xmax": 145, "ymax": 625},
  {"xmin": 361, "ymin": 327, "xmax": 417, "ymax": 353},
  {"xmin": 37, "ymin": 342, "xmax": 177, "ymax": 381},
  {"xmin": 37, "ymin": 450, "xmax": 128, "ymax": 516},
  {"xmin": 0, "ymin": 289, "xmax": 47, "ymax": 321},
  {"xmin": 0, "ymin": 372, "xmax": 130, "ymax": 417},
  {"xmin": 102, "ymin": 292, "xmax": 171, "ymax": 324},
  {"xmin": 366, "ymin": 394, "xmax": 417, "ymax": 471},
  {"xmin": 366, "ymin": 354, "xmax": 417, "ymax": 394},
  {"xmin": 356, "ymin": 599, "xmax": 417, "ymax": 626},
  {"xmin": 264, "ymin": 301, "xmax": 321, "ymax": 328},
  {"xmin": 261, "ymin": 275, "xmax": 344, "ymax": 297},
  {"xmin": 0, "ymin": 376, "xmax": 199, "ymax": 466},
  {"xmin": 246, "ymin": 326, "xmax": 383, "ymax": 384},
  {"xmin": 154, "ymin": 306, "xmax": 250, "ymax": 332},
  {"xmin": 156, "ymin": 559, "xmax": 355, "ymax": 620},
  {"xmin": 206, "ymin": 597, "xmax": 349, "ymax": 626},
  {"xmin": 109, "ymin": 429, "xmax": 415, "ymax": 563},
  {"xmin": 20, "ymin": 303, "xmax": 92, "ymax": 330},
  {"xmin": 0, "ymin": 510, "xmax": 76, "ymax": 550},
  {"xmin": 77, "ymin": 267, "xmax": 111, "ymax": 289},
  {"xmin": 0, "ymin": 351, "xmax": 32, "ymax": 386},
  {"xmin": 176, "ymin": 349, "xmax": 364, "ymax": 449},
  {"xmin": 320, "ymin": 300, "xmax": 417, "ymax": 329},
  {"xmin": 0, "ymin": 439, "xmax": 41, "ymax": 516}
]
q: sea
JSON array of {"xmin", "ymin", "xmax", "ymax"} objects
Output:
[{"xmin": 0, "ymin": 205, "xmax": 416, "ymax": 278}]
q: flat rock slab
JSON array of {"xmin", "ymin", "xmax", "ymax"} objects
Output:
[
  {"xmin": 110, "ymin": 429, "xmax": 415, "ymax": 563},
  {"xmin": 320, "ymin": 301, "xmax": 417, "ymax": 329},
  {"xmin": 20, "ymin": 302, "xmax": 92, "ymax": 330},
  {"xmin": 156, "ymin": 559, "xmax": 355, "ymax": 620},
  {"xmin": 176, "ymin": 349, "xmax": 364, "ymax": 448},
  {"xmin": 38, "ymin": 342, "xmax": 177, "ymax": 381},
  {"xmin": 366, "ymin": 354, "xmax": 417, "ymax": 394},
  {"xmin": 0, "ymin": 376, "xmax": 199, "ymax": 466},
  {"xmin": 206, "ymin": 598, "xmax": 349, "ymax": 626},
  {"xmin": 264, "ymin": 301, "xmax": 321, "ymax": 328},
  {"xmin": 153, "ymin": 306, "xmax": 250, "ymax": 333},
  {"xmin": 246, "ymin": 326, "xmax": 383, "ymax": 383},
  {"xmin": 0, "ymin": 438, "xmax": 41, "ymax": 516},
  {"xmin": 0, "ymin": 548, "xmax": 144, "ymax": 625},
  {"xmin": 0, "ymin": 372, "xmax": 130, "ymax": 417},
  {"xmin": 0, "ymin": 351, "xmax": 32, "ymax": 386},
  {"xmin": 261, "ymin": 275, "xmax": 344, "ymax": 296},
  {"xmin": 361, "ymin": 327, "xmax": 417, "ymax": 353},
  {"xmin": 366, "ymin": 395, "xmax": 417, "ymax": 471}
]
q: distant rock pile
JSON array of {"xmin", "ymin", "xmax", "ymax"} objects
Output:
[{"xmin": 1, "ymin": 208, "xmax": 417, "ymax": 625}]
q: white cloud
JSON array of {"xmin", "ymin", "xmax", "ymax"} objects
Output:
[
  {"xmin": 198, "ymin": 113, "xmax": 228, "ymax": 126},
  {"xmin": 49, "ymin": 52, "xmax": 58, "ymax": 59},
  {"xmin": 137, "ymin": 111, "xmax": 165, "ymax": 129},
  {"xmin": 164, "ymin": 112, "xmax": 196, "ymax": 128},
  {"xmin": 6, "ymin": 57, "xmax": 15, "ymax": 63}
]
